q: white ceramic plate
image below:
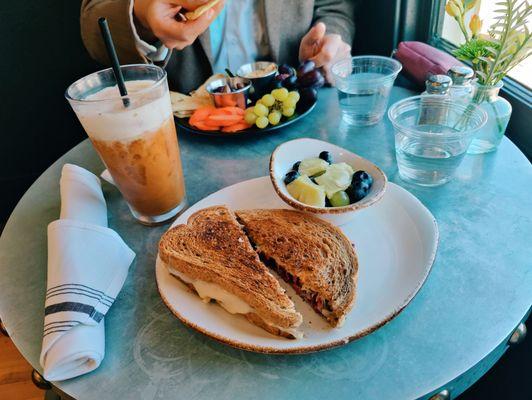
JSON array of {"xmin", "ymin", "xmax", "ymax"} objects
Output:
[{"xmin": 156, "ymin": 177, "xmax": 438, "ymax": 353}]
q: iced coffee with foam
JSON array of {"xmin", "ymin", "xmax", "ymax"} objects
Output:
[{"xmin": 66, "ymin": 65, "xmax": 186, "ymax": 225}]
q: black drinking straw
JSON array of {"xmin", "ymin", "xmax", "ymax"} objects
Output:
[{"xmin": 98, "ymin": 17, "xmax": 129, "ymax": 107}]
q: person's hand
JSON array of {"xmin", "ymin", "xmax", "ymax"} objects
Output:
[
  {"xmin": 299, "ymin": 22, "xmax": 351, "ymax": 84},
  {"xmin": 134, "ymin": 0, "xmax": 225, "ymax": 50}
]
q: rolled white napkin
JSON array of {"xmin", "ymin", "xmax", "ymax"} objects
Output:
[{"xmin": 40, "ymin": 164, "xmax": 135, "ymax": 381}]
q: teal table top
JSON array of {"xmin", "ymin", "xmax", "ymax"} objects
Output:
[{"xmin": 1, "ymin": 87, "xmax": 531, "ymax": 400}]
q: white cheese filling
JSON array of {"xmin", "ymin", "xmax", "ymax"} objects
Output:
[
  {"xmin": 167, "ymin": 267, "xmax": 303, "ymax": 339},
  {"xmin": 171, "ymin": 269, "xmax": 253, "ymax": 314}
]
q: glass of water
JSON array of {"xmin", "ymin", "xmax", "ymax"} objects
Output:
[
  {"xmin": 332, "ymin": 56, "xmax": 402, "ymax": 125},
  {"xmin": 388, "ymin": 95, "xmax": 487, "ymax": 186}
]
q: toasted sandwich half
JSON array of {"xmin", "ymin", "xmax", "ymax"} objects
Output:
[
  {"xmin": 159, "ymin": 206, "xmax": 303, "ymax": 339},
  {"xmin": 235, "ymin": 209, "xmax": 358, "ymax": 327}
]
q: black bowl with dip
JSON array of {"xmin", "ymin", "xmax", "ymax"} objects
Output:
[{"xmin": 237, "ymin": 61, "xmax": 278, "ymax": 101}]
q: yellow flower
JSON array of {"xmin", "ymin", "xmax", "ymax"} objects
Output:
[
  {"xmin": 469, "ymin": 14, "xmax": 482, "ymax": 37},
  {"xmin": 446, "ymin": 0, "xmax": 462, "ymax": 18},
  {"xmin": 507, "ymin": 31, "xmax": 527, "ymax": 54},
  {"xmin": 464, "ymin": 0, "xmax": 479, "ymax": 11}
]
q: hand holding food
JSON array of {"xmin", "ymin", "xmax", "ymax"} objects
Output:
[
  {"xmin": 133, "ymin": 0, "xmax": 224, "ymax": 50},
  {"xmin": 298, "ymin": 22, "xmax": 352, "ymax": 84}
]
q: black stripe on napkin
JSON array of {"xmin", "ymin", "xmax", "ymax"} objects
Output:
[
  {"xmin": 43, "ymin": 323, "xmax": 77, "ymax": 333},
  {"xmin": 47, "ymin": 283, "xmax": 115, "ymax": 301},
  {"xmin": 43, "ymin": 329, "xmax": 70, "ymax": 337},
  {"xmin": 44, "ymin": 302, "xmax": 104, "ymax": 322},
  {"xmin": 44, "ymin": 320, "xmax": 83, "ymax": 328},
  {"xmin": 46, "ymin": 290, "xmax": 113, "ymax": 307}
]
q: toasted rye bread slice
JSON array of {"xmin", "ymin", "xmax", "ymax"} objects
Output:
[
  {"xmin": 235, "ymin": 209, "xmax": 358, "ymax": 327},
  {"xmin": 159, "ymin": 206, "xmax": 303, "ymax": 337}
]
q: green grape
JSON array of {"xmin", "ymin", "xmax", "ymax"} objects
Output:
[
  {"xmin": 288, "ymin": 91, "xmax": 300, "ymax": 102},
  {"xmin": 329, "ymin": 191, "xmax": 350, "ymax": 207},
  {"xmin": 272, "ymin": 88, "xmax": 289, "ymax": 101},
  {"xmin": 261, "ymin": 94, "xmax": 275, "ymax": 107},
  {"xmin": 253, "ymin": 103, "xmax": 269, "ymax": 117},
  {"xmin": 244, "ymin": 110, "xmax": 257, "ymax": 125},
  {"xmin": 282, "ymin": 106, "xmax": 295, "ymax": 117},
  {"xmin": 283, "ymin": 98, "xmax": 297, "ymax": 109},
  {"xmin": 268, "ymin": 111, "xmax": 282, "ymax": 125},
  {"xmin": 255, "ymin": 116, "xmax": 269, "ymax": 129}
]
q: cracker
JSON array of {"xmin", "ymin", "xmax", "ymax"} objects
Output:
[{"xmin": 184, "ymin": 0, "xmax": 221, "ymax": 20}]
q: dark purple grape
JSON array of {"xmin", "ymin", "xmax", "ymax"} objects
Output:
[
  {"xmin": 299, "ymin": 87, "xmax": 318, "ymax": 106},
  {"xmin": 311, "ymin": 69, "xmax": 325, "ymax": 88},
  {"xmin": 270, "ymin": 74, "xmax": 289, "ymax": 90},
  {"xmin": 274, "ymin": 73, "xmax": 290, "ymax": 83},
  {"xmin": 297, "ymin": 60, "xmax": 316, "ymax": 78},
  {"xmin": 282, "ymin": 75, "xmax": 298, "ymax": 90},
  {"xmin": 298, "ymin": 70, "xmax": 325, "ymax": 88},
  {"xmin": 278, "ymin": 64, "xmax": 296, "ymax": 77}
]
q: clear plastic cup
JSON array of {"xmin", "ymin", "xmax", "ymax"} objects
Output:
[
  {"xmin": 388, "ymin": 95, "xmax": 487, "ymax": 186},
  {"xmin": 66, "ymin": 64, "xmax": 187, "ymax": 225},
  {"xmin": 332, "ymin": 56, "xmax": 402, "ymax": 125}
]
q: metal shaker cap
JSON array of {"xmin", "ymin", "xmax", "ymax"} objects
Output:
[
  {"xmin": 447, "ymin": 65, "xmax": 474, "ymax": 85},
  {"xmin": 425, "ymin": 74, "xmax": 453, "ymax": 94}
]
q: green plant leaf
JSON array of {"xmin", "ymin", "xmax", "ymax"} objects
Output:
[{"xmin": 481, "ymin": 0, "xmax": 532, "ymax": 83}]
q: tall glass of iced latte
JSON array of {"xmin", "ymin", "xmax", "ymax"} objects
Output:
[{"xmin": 66, "ymin": 64, "xmax": 186, "ymax": 225}]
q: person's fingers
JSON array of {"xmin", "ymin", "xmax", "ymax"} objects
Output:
[
  {"xmin": 309, "ymin": 34, "xmax": 341, "ymax": 67},
  {"xmin": 313, "ymin": 38, "xmax": 351, "ymax": 85},
  {"xmin": 304, "ymin": 22, "xmax": 326, "ymax": 45},
  {"xmin": 299, "ymin": 22, "xmax": 326, "ymax": 61}
]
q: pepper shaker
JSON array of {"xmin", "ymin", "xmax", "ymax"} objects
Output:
[{"xmin": 447, "ymin": 65, "xmax": 474, "ymax": 100}]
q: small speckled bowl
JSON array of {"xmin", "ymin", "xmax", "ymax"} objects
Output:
[{"xmin": 270, "ymin": 138, "xmax": 387, "ymax": 225}]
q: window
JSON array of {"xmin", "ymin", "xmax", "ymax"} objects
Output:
[
  {"xmin": 432, "ymin": 0, "xmax": 532, "ymax": 91},
  {"xmin": 425, "ymin": 0, "xmax": 531, "ymax": 158}
]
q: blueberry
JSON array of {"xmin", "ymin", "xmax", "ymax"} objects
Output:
[
  {"xmin": 284, "ymin": 170, "xmax": 300, "ymax": 185},
  {"xmin": 346, "ymin": 181, "xmax": 370, "ymax": 203},
  {"xmin": 352, "ymin": 170, "xmax": 373, "ymax": 187},
  {"xmin": 292, "ymin": 161, "xmax": 301, "ymax": 171},
  {"xmin": 319, "ymin": 151, "xmax": 332, "ymax": 164}
]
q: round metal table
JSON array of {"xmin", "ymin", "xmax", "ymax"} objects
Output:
[{"xmin": 0, "ymin": 87, "xmax": 530, "ymax": 400}]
